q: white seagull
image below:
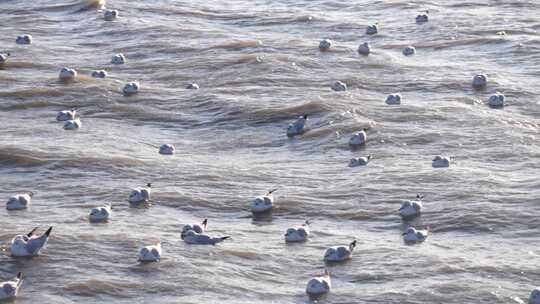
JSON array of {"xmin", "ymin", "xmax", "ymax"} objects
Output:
[
  {"xmin": 91, "ymin": 70, "xmax": 108, "ymax": 78},
  {"xmin": 386, "ymin": 93, "xmax": 402, "ymax": 105},
  {"xmin": 0, "ymin": 52, "xmax": 10, "ymax": 66},
  {"xmin": 285, "ymin": 220, "xmax": 310, "ymax": 242},
  {"xmin": 472, "ymin": 74, "xmax": 487, "ymax": 89},
  {"xmin": 181, "ymin": 219, "xmax": 208, "ymax": 236},
  {"xmin": 399, "ymin": 194, "xmax": 423, "ymax": 218},
  {"xmin": 111, "ymin": 53, "xmax": 126, "ymax": 64},
  {"xmin": 0, "ymin": 273, "xmax": 23, "ymax": 301},
  {"xmin": 402, "ymin": 46, "xmax": 416, "ymax": 56},
  {"xmin": 331, "ymin": 81, "xmax": 347, "ymax": 92},
  {"xmin": 488, "ymin": 92, "xmax": 505, "ymax": 108},
  {"xmin": 63, "ymin": 118, "xmax": 82, "ymax": 130},
  {"xmin": 402, "ymin": 227, "xmax": 429, "ymax": 243},
  {"xmin": 287, "ymin": 114, "xmax": 308, "ymax": 137},
  {"xmin": 323, "ymin": 240, "xmax": 356, "ymax": 262},
  {"xmin": 250, "ymin": 189, "xmax": 277, "ymax": 214},
  {"xmin": 349, "ymin": 155, "xmax": 371, "ymax": 167},
  {"xmin": 159, "ymin": 144, "xmax": 175, "ymax": 155},
  {"xmin": 319, "ymin": 39, "xmax": 332, "ymax": 51},
  {"xmin": 432, "ymin": 155, "xmax": 450, "ymax": 168},
  {"xmin": 306, "ymin": 269, "xmax": 331, "ymax": 296},
  {"xmin": 181, "ymin": 230, "xmax": 230, "ymax": 245},
  {"xmin": 6, "ymin": 192, "xmax": 33, "ymax": 210},
  {"xmin": 11, "ymin": 227, "xmax": 53, "ymax": 257},
  {"xmin": 104, "ymin": 9, "xmax": 119, "ymax": 21},
  {"xmin": 16, "ymin": 35, "xmax": 32, "ymax": 45},
  {"xmin": 366, "ymin": 23, "xmax": 378, "ymax": 35},
  {"xmin": 186, "ymin": 83, "xmax": 200, "ymax": 90},
  {"xmin": 128, "ymin": 183, "xmax": 151, "ymax": 204},
  {"xmin": 138, "ymin": 243, "xmax": 161, "ymax": 262},
  {"xmin": 59, "ymin": 67, "xmax": 77, "ymax": 81},
  {"xmin": 123, "ymin": 81, "xmax": 139, "ymax": 95},
  {"xmin": 416, "ymin": 12, "xmax": 429, "ymax": 24},
  {"xmin": 357, "ymin": 42, "xmax": 371, "ymax": 55},
  {"xmin": 56, "ymin": 109, "xmax": 76, "ymax": 121},
  {"xmin": 349, "ymin": 129, "xmax": 368, "ymax": 146},
  {"xmin": 89, "ymin": 204, "xmax": 112, "ymax": 222}
]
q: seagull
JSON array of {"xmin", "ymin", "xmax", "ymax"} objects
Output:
[
  {"xmin": 0, "ymin": 272, "xmax": 23, "ymax": 301},
  {"xmin": 286, "ymin": 115, "xmax": 308, "ymax": 137},
  {"xmin": 59, "ymin": 67, "xmax": 77, "ymax": 81},
  {"xmin": 16, "ymin": 35, "xmax": 32, "ymax": 45},
  {"xmin": 63, "ymin": 118, "xmax": 82, "ymax": 130},
  {"xmin": 366, "ymin": 23, "xmax": 378, "ymax": 35},
  {"xmin": 181, "ymin": 219, "xmax": 208, "ymax": 237},
  {"xmin": 128, "ymin": 183, "xmax": 151, "ymax": 204},
  {"xmin": 357, "ymin": 42, "xmax": 371, "ymax": 55},
  {"xmin": 123, "ymin": 81, "xmax": 139, "ymax": 95},
  {"xmin": 349, "ymin": 129, "xmax": 368, "ymax": 146},
  {"xmin": 349, "ymin": 155, "xmax": 371, "ymax": 167},
  {"xmin": 104, "ymin": 9, "xmax": 119, "ymax": 21},
  {"xmin": 138, "ymin": 243, "xmax": 161, "ymax": 262},
  {"xmin": 488, "ymin": 92, "xmax": 505, "ymax": 108},
  {"xmin": 89, "ymin": 204, "xmax": 112, "ymax": 222},
  {"xmin": 399, "ymin": 194, "xmax": 423, "ymax": 219},
  {"xmin": 432, "ymin": 155, "xmax": 450, "ymax": 168},
  {"xmin": 323, "ymin": 240, "xmax": 356, "ymax": 262},
  {"xmin": 111, "ymin": 53, "xmax": 126, "ymax": 64},
  {"xmin": 159, "ymin": 144, "xmax": 175, "ymax": 155},
  {"xmin": 181, "ymin": 230, "xmax": 230, "ymax": 245},
  {"xmin": 11, "ymin": 227, "xmax": 53, "ymax": 257},
  {"xmin": 319, "ymin": 39, "xmax": 332, "ymax": 51},
  {"xmin": 285, "ymin": 220, "xmax": 310, "ymax": 242},
  {"xmin": 186, "ymin": 83, "xmax": 200, "ymax": 90},
  {"xmin": 331, "ymin": 81, "xmax": 347, "ymax": 92},
  {"xmin": 56, "ymin": 109, "xmax": 76, "ymax": 121},
  {"xmin": 250, "ymin": 189, "xmax": 277, "ymax": 214},
  {"xmin": 0, "ymin": 52, "xmax": 10, "ymax": 66},
  {"xmin": 472, "ymin": 74, "xmax": 487, "ymax": 89},
  {"xmin": 386, "ymin": 93, "xmax": 402, "ymax": 105},
  {"xmin": 6, "ymin": 192, "xmax": 33, "ymax": 210},
  {"xmin": 416, "ymin": 11, "xmax": 429, "ymax": 24},
  {"xmin": 529, "ymin": 288, "xmax": 540, "ymax": 304},
  {"xmin": 306, "ymin": 269, "xmax": 331, "ymax": 296},
  {"xmin": 402, "ymin": 227, "xmax": 429, "ymax": 243},
  {"xmin": 91, "ymin": 70, "xmax": 108, "ymax": 78},
  {"xmin": 402, "ymin": 46, "xmax": 416, "ymax": 56}
]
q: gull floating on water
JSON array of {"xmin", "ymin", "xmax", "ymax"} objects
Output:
[
  {"xmin": 324, "ymin": 240, "xmax": 356, "ymax": 262},
  {"xmin": 349, "ymin": 129, "xmax": 368, "ymax": 146},
  {"xmin": 138, "ymin": 243, "xmax": 161, "ymax": 262},
  {"xmin": 181, "ymin": 230, "xmax": 230, "ymax": 245},
  {"xmin": 63, "ymin": 118, "xmax": 82, "ymax": 130},
  {"xmin": 104, "ymin": 9, "xmax": 118, "ymax": 21},
  {"xmin": 432, "ymin": 155, "xmax": 450, "ymax": 168},
  {"xmin": 349, "ymin": 155, "xmax": 371, "ymax": 167},
  {"xmin": 0, "ymin": 52, "xmax": 10, "ymax": 66},
  {"xmin": 0, "ymin": 273, "xmax": 23, "ymax": 301},
  {"xmin": 59, "ymin": 67, "xmax": 77, "ymax": 81},
  {"xmin": 488, "ymin": 92, "xmax": 505, "ymax": 108},
  {"xmin": 331, "ymin": 81, "xmax": 347, "ymax": 92},
  {"xmin": 181, "ymin": 219, "xmax": 208, "ymax": 237},
  {"xmin": 402, "ymin": 227, "xmax": 429, "ymax": 243},
  {"xmin": 56, "ymin": 109, "xmax": 76, "ymax": 121},
  {"xmin": 366, "ymin": 23, "xmax": 378, "ymax": 35},
  {"xmin": 287, "ymin": 115, "xmax": 308, "ymax": 137},
  {"xmin": 186, "ymin": 83, "xmax": 200, "ymax": 90},
  {"xmin": 251, "ymin": 189, "xmax": 277, "ymax": 214},
  {"xmin": 529, "ymin": 288, "xmax": 540, "ymax": 304},
  {"xmin": 16, "ymin": 35, "xmax": 32, "ymax": 45},
  {"xmin": 357, "ymin": 42, "xmax": 371, "ymax": 55},
  {"xmin": 6, "ymin": 192, "xmax": 33, "ymax": 210},
  {"xmin": 402, "ymin": 46, "xmax": 416, "ymax": 56},
  {"xmin": 89, "ymin": 204, "xmax": 112, "ymax": 222},
  {"xmin": 472, "ymin": 74, "xmax": 487, "ymax": 89},
  {"xmin": 128, "ymin": 183, "xmax": 151, "ymax": 204},
  {"xmin": 399, "ymin": 194, "xmax": 423, "ymax": 219},
  {"xmin": 91, "ymin": 70, "xmax": 107, "ymax": 78},
  {"xmin": 416, "ymin": 12, "xmax": 429, "ymax": 24},
  {"xmin": 306, "ymin": 269, "xmax": 331, "ymax": 296},
  {"xmin": 11, "ymin": 227, "xmax": 53, "ymax": 257},
  {"xmin": 159, "ymin": 144, "xmax": 175, "ymax": 155},
  {"xmin": 123, "ymin": 81, "xmax": 139, "ymax": 95},
  {"xmin": 111, "ymin": 53, "xmax": 126, "ymax": 64},
  {"xmin": 319, "ymin": 39, "xmax": 332, "ymax": 51},
  {"xmin": 285, "ymin": 220, "xmax": 310, "ymax": 242},
  {"xmin": 386, "ymin": 93, "xmax": 402, "ymax": 105}
]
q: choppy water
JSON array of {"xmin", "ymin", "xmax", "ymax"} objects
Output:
[{"xmin": 1, "ymin": 0, "xmax": 540, "ymax": 303}]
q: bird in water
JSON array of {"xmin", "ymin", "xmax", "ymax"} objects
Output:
[{"xmin": 0, "ymin": 272, "xmax": 24, "ymax": 301}]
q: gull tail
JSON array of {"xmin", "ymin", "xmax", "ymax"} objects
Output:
[{"xmin": 45, "ymin": 226, "xmax": 53, "ymax": 237}]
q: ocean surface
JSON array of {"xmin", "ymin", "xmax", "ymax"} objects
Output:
[{"xmin": 1, "ymin": 0, "xmax": 540, "ymax": 303}]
